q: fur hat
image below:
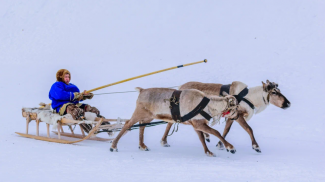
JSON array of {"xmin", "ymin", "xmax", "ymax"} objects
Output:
[{"xmin": 56, "ymin": 69, "xmax": 71, "ymax": 82}]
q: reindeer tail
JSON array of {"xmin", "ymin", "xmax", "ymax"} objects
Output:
[{"xmin": 135, "ymin": 87, "xmax": 144, "ymax": 93}]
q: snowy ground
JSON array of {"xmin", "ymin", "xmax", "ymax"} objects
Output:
[{"xmin": 0, "ymin": 1, "xmax": 324, "ymax": 181}]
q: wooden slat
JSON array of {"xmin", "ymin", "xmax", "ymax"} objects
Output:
[
  {"xmin": 60, "ymin": 125, "xmax": 64, "ymax": 133},
  {"xmin": 26, "ymin": 114, "xmax": 30, "ymax": 134},
  {"xmin": 98, "ymin": 124, "xmax": 123, "ymax": 130},
  {"xmin": 36, "ymin": 119, "xmax": 40, "ymax": 136},
  {"xmin": 68, "ymin": 125, "xmax": 74, "ymax": 135},
  {"xmin": 57, "ymin": 122, "xmax": 61, "ymax": 139},
  {"xmin": 80, "ymin": 125, "xmax": 85, "ymax": 136},
  {"xmin": 46, "ymin": 123, "xmax": 50, "ymax": 137},
  {"xmin": 52, "ymin": 132, "xmax": 113, "ymax": 142}
]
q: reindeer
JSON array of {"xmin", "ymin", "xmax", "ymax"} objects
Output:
[
  {"xmin": 110, "ymin": 87, "xmax": 240, "ymax": 157},
  {"xmin": 160, "ymin": 80, "xmax": 290, "ymax": 153}
]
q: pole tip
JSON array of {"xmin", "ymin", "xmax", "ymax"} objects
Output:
[{"xmin": 204, "ymin": 59, "xmax": 208, "ymax": 63}]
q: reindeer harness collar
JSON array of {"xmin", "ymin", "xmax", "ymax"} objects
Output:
[
  {"xmin": 169, "ymin": 90, "xmax": 212, "ymax": 123},
  {"xmin": 220, "ymin": 84, "xmax": 255, "ymax": 110}
]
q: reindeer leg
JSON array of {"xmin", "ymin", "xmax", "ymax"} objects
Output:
[
  {"xmin": 217, "ymin": 118, "xmax": 234, "ymax": 150},
  {"xmin": 192, "ymin": 119, "xmax": 236, "ymax": 154},
  {"xmin": 111, "ymin": 107, "xmax": 153, "ymax": 152},
  {"xmin": 236, "ymin": 115, "xmax": 261, "ymax": 153},
  {"xmin": 110, "ymin": 118, "xmax": 137, "ymax": 152},
  {"xmin": 204, "ymin": 133, "xmax": 210, "ymax": 143},
  {"xmin": 139, "ymin": 118, "xmax": 154, "ymax": 151},
  {"xmin": 195, "ymin": 130, "xmax": 215, "ymax": 157},
  {"xmin": 160, "ymin": 122, "xmax": 173, "ymax": 147}
]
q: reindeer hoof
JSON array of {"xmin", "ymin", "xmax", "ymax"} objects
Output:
[
  {"xmin": 206, "ymin": 139, "xmax": 210, "ymax": 143},
  {"xmin": 226, "ymin": 149, "xmax": 236, "ymax": 154},
  {"xmin": 110, "ymin": 148, "xmax": 118, "ymax": 152},
  {"xmin": 160, "ymin": 140, "xmax": 170, "ymax": 147},
  {"xmin": 139, "ymin": 146, "xmax": 150, "ymax": 151},
  {"xmin": 216, "ymin": 142, "xmax": 224, "ymax": 150},
  {"xmin": 226, "ymin": 147, "xmax": 236, "ymax": 154},
  {"xmin": 206, "ymin": 152, "xmax": 216, "ymax": 157},
  {"xmin": 252, "ymin": 144, "xmax": 261, "ymax": 153}
]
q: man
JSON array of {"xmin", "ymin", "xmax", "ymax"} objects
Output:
[{"xmin": 49, "ymin": 69, "xmax": 102, "ymax": 132}]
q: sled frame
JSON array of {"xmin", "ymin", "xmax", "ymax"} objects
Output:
[{"xmin": 16, "ymin": 110, "xmax": 127, "ymax": 144}]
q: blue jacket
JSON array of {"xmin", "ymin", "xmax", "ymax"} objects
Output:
[{"xmin": 49, "ymin": 81, "xmax": 81, "ymax": 113}]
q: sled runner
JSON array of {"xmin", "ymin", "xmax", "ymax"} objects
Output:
[{"xmin": 16, "ymin": 107, "xmax": 128, "ymax": 144}]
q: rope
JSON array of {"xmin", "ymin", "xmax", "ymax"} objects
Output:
[
  {"xmin": 93, "ymin": 86, "xmax": 179, "ymax": 95},
  {"xmin": 167, "ymin": 122, "xmax": 180, "ymax": 136},
  {"xmin": 95, "ymin": 121, "xmax": 168, "ymax": 133}
]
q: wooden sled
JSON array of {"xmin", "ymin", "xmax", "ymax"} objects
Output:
[{"xmin": 16, "ymin": 108, "xmax": 128, "ymax": 144}]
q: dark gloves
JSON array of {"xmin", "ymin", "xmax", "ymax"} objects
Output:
[
  {"xmin": 83, "ymin": 93, "xmax": 94, "ymax": 100},
  {"xmin": 73, "ymin": 92, "xmax": 84, "ymax": 101}
]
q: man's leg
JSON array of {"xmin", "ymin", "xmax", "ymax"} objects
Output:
[
  {"xmin": 66, "ymin": 104, "xmax": 85, "ymax": 120},
  {"xmin": 82, "ymin": 104, "xmax": 111, "ymax": 134},
  {"xmin": 65, "ymin": 104, "xmax": 92, "ymax": 133},
  {"xmin": 84, "ymin": 105, "xmax": 101, "ymax": 117}
]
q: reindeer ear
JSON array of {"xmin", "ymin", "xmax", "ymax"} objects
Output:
[
  {"xmin": 262, "ymin": 81, "xmax": 267, "ymax": 91},
  {"xmin": 222, "ymin": 91, "xmax": 229, "ymax": 96}
]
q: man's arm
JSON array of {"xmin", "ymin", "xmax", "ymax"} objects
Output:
[{"xmin": 50, "ymin": 83, "xmax": 76, "ymax": 101}]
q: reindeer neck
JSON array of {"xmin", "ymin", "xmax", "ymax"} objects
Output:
[{"xmin": 245, "ymin": 86, "xmax": 269, "ymax": 114}]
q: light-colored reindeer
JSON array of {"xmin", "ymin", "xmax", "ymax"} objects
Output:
[
  {"xmin": 110, "ymin": 87, "xmax": 240, "ymax": 157},
  {"xmin": 161, "ymin": 80, "xmax": 291, "ymax": 153}
]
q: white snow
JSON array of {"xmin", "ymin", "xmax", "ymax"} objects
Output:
[{"xmin": 1, "ymin": 0, "xmax": 324, "ymax": 181}]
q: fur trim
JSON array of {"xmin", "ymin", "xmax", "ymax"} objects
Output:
[{"xmin": 56, "ymin": 69, "xmax": 71, "ymax": 82}]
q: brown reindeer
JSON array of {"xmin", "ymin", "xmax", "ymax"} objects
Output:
[
  {"xmin": 110, "ymin": 87, "xmax": 240, "ymax": 157},
  {"xmin": 160, "ymin": 80, "xmax": 291, "ymax": 153}
]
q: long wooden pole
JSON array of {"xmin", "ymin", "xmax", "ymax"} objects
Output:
[
  {"xmin": 42, "ymin": 59, "xmax": 207, "ymax": 108},
  {"xmin": 86, "ymin": 59, "xmax": 207, "ymax": 93}
]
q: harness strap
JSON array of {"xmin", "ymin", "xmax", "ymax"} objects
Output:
[
  {"xmin": 199, "ymin": 110, "xmax": 212, "ymax": 121},
  {"xmin": 233, "ymin": 87, "xmax": 249, "ymax": 103},
  {"xmin": 169, "ymin": 90, "xmax": 212, "ymax": 123},
  {"xmin": 220, "ymin": 84, "xmax": 255, "ymax": 110},
  {"xmin": 181, "ymin": 97, "xmax": 211, "ymax": 122},
  {"xmin": 220, "ymin": 84, "xmax": 231, "ymax": 96},
  {"xmin": 170, "ymin": 90, "xmax": 182, "ymax": 122},
  {"xmin": 242, "ymin": 98, "xmax": 255, "ymax": 110}
]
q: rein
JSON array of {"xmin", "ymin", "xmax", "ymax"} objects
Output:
[{"xmin": 95, "ymin": 121, "xmax": 168, "ymax": 133}]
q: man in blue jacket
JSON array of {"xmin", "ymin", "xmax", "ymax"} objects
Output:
[{"xmin": 49, "ymin": 69, "xmax": 101, "ymax": 132}]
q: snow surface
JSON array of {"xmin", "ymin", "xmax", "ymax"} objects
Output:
[{"xmin": 0, "ymin": 1, "xmax": 324, "ymax": 181}]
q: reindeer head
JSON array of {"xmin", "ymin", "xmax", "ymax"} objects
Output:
[
  {"xmin": 221, "ymin": 93, "xmax": 239, "ymax": 119},
  {"xmin": 262, "ymin": 80, "xmax": 291, "ymax": 109}
]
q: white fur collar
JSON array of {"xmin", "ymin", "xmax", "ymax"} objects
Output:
[{"xmin": 241, "ymin": 86, "xmax": 270, "ymax": 121}]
